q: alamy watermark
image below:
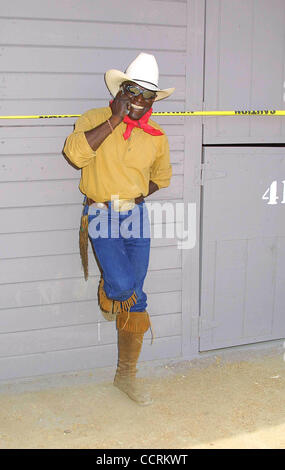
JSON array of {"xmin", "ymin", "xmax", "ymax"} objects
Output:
[{"xmin": 88, "ymin": 195, "xmax": 196, "ymax": 250}]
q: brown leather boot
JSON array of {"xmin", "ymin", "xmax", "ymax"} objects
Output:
[{"xmin": 114, "ymin": 311, "xmax": 153, "ymax": 406}]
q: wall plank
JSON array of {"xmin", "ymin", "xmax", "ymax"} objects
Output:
[
  {"xmin": 0, "ymin": 313, "xmax": 181, "ymax": 358},
  {"xmin": 0, "ymin": 135, "xmax": 184, "ymax": 155},
  {"xmin": 0, "ymin": 336, "xmax": 182, "ymax": 382},
  {"xmin": 0, "ymin": 48, "xmax": 186, "ymax": 75},
  {"xmin": 0, "ymin": 74, "xmax": 185, "ymax": 101},
  {"xmin": 0, "ymin": 229, "xmax": 181, "ymax": 260},
  {"xmin": 0, "ymin": 291, "xmax": 182, "ymax": 333},
  {"xmin": 0, "ymin": 269, "xmax": 182, "ymax": 309},
  {"xmin": 0, "ymin": 100, "xmax": 184, "ymax": 118},
  {"xmin": 0, "ymin": 175, "xmax": 183, "ymax": 207},
  {"xmin": 2, "ymin": 0, "xmax": 187, "ymax": 25},
  {"xmin": 0, "ymin": 198, "xmax": 184, "ymax": 234},
  {"xmin": 0, "ymin": 247, "xmax": 181, "ymax": 285},
  {"xmin": 0, "ymin": 151, "xmax": 183, "ymax": 182},
  {"xmin": 1, "ymin": 19, "xmax": 186, "ymax": 50}
]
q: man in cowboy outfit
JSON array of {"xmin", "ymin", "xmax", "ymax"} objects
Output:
[{"xmin": 64, "ymin": 52, "xmax": 174, "ymax": 405}]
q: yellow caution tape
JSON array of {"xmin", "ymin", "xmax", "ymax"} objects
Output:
[{"xmin": 0, "ymin": 110, "xmax": 285, "ymax": 119}]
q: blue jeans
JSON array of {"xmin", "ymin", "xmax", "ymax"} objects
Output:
[{"xmin": 86, "ymin": 199, "xmax": 150, "ymax": 312}]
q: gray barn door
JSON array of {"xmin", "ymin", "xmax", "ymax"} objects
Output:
[
  {"xmin": 199, "ymin": 147, "xmax": 285, "ymax": 351},
  {"xmin": 203, "ymin": 0, "xmax": 285, "ymax": 145}
]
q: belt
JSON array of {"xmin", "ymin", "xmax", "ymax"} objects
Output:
[{"xmin": 86, "ymin": 196, "xmax": 144, "ymax": 212}]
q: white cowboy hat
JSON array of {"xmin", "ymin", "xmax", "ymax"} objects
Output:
[{"xmin": 105, "ymin": 52, "xmax": 175, "ymax": 102}]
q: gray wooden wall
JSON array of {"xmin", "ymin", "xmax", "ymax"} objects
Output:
[
  {"xmin": 0, "ymin": 0, "xmax": 192, "ymax": 380},
  {"xmin": 1, "ymin": 0, "xmax": 283, "ymax": 381}
]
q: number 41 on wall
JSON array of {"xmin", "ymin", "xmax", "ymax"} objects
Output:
[{"xmin": 262, "ymin": 181, "xmax": 285, "ymax": 205}]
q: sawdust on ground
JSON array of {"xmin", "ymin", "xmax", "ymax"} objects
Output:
[{"xmin": 0, "ymin": 344, "xmax": 284, "ymax": 449}]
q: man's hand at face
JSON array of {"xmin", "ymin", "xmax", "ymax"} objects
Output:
[
  {"xmin": 84, "ymin": 90, "xmax": 130, "ymax": 151},
  {"xmin": 111, "ymin": 82, "xmax": 156, "ymax": 122},
  {"xmin": 85, "ymin": 89, "xmax": 132, "ymax": 151},
  {"xmin": 84, "ymin": 82, "xmax": 156, "ymax": 151},
  {"xmin": 110, "ymin": 90, "xmax": 131, "ymax": 123}
]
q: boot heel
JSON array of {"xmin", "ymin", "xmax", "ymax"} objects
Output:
[{"xmin": 113, "ymin": 374, "xmax": 153, "ymax": 406}]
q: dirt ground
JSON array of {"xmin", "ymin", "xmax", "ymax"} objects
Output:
[{"xmin": 0, "ymin": 341, "xmax": 284, "ymax": 449}]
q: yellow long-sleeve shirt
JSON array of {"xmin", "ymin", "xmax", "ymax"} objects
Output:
[{"xmin": 63, "ymin": 106, "xmax": 172, "ymax": 202}]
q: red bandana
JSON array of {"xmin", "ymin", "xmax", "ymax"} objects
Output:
[
  {"xmin": 123, "ymin": 108, "xmax": 163, "ymax": 140},
  {"xmin": 109, "ymin": 101, "xmax": 163, "ymax": 140}
]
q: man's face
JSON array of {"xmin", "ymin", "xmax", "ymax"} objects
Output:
[{"xmin": 120, "ymin": 81, "xmax": 156, "ymax": 120}]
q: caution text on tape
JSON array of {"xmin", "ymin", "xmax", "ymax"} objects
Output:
[{"xmin": 0, "ymin": 110, "xmax": 285, "ymax": 119}]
